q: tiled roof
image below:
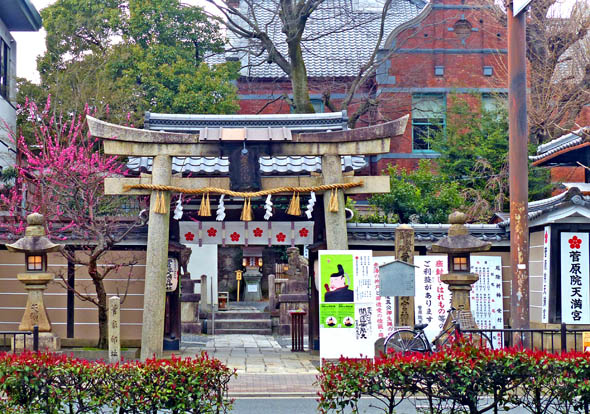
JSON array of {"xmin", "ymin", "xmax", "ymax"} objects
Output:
[
  {"xmin": 213, "ymin": 0, "xmax": 426, "ymax": 79},
  {"xmin": 347, "ymin": 222, "xmax": 508, "ymax": 246},
  {"xmin": 145, "ymin": 111, "xmax": 349, "ymax": 133},
  {"xmin": 128, "ymin": 111, "xmax": 366, "ymax": 176},
  {"xmin": 498, "ymin": 187, "xmax": 590, "ymax": 227},
  {"xmin": 127, "ymin": 155, "xmax": 366, "ymax": 175},
  {"xmin": 530, "ymin": 127, "xmax": 589, "ymax": 164}
]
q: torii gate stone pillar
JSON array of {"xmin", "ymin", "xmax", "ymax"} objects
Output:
[
  {"xmin": 322, "ymin": 154, "xmax": 347, "ymax": 250},
  {"xmin": 88, "ymin": 115, "xmax": 408, "ymax": 359},
  {"xmin": 142, "ymin": 155, "xmax": 171, "ymax": 359}
]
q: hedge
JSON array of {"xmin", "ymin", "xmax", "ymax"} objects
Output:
[
  {"xmin": 317, "ymin": 342, "xmax": 590, "ymax": 414},
  {"xmin": 0, "ymin": 351, "xmax": 235, "ymax": 414}
]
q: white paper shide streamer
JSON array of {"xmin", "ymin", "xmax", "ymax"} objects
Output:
[
  {"xmin": 305, "ymin": 191, "xmax": 316, "ymax": 219},
  {"xmin": 264, "ymin": 194, "xmax": 273, "ymax": 220},
  {"xmin": 216, "ymin": 194, "xmax": 226, "ymax": 221},
  {"xmin": 173, "ymin": 195, "xmax": 183, "ymax": 220}
]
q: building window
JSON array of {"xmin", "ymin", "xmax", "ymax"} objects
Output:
[
  {"xmin": 482, "ymin": 93, "xmax": 507, "ymax": 113},
  {"xmin": 0, "ymin": 38, "xmax": 9, "ymax": 100},
  {"xmin": 290, "ymin": 98, "xmax": 324, "ymax": 113},
  {"xmin": 412, "ymin": 94, "xmax": 445, "ymax": 151}
]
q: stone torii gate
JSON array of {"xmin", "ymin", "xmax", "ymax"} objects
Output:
[{"xmin": 88, "ymin": 115, "xmax": 408, "ymax": 359}]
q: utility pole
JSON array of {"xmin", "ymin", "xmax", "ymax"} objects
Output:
[{"xmin": 508, "ymin": 0, "xmax": 530, "ymax": 332}]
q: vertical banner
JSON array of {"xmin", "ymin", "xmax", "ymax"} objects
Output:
[
  {"xmin": 373, "ymin": 261, "xmax": 395, "ymax": 340},
  {"xmin": 561, "ymin": 233, "xmax": 590, "ymax": 324},
  {"xmin": 542, "ymin": 226, "xmax": 551, "ymax": 323},
  {"xmin": 414, "ymin": 256, "xmax": 449, "ymax": 341},
  {"xmin": 319, "ymin": 250, "xmax": 374, "ymax": 360},
  {"xmin": 470, "ymin": 256, "xmax": 504, "ymax": 349}
]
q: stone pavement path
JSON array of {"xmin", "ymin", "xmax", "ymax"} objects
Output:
[{"xmin": 175, "ymin": 334, "xmax": 320, "ymax": 396}]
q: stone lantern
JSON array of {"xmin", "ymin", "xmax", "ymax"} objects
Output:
[
  {"xmin": 6, "ymin": 213, "xmax": 62, "ymax": 351},
  {"xmin": 431, "ymin": 211, "xmax": 491, "ymax": 329}
]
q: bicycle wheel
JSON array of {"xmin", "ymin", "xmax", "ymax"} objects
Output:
[{"xmin": 384, "ymin": 329, "xmax": 429, "ymax": 355}]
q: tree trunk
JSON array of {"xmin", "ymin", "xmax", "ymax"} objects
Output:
[
  {"xmin": 288, "ymin": 41, "xmax": 315, "ymax": 114},
  {"xmin": 89, "ymin": 259, "xmax": 109, "ymax": 349}
]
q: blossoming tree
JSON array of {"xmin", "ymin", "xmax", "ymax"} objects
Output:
[{"xmin": 0, "ymin": 97, "xmax": 144, "ymax": 349}]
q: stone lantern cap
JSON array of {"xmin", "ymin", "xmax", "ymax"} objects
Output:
[
  {"xmin": 430, "ymin": 211, "xmax": 491, "ymax": 254},
  {"xmin": 6, "ymin": 213, "xmax": 62, "ymax": 253}
]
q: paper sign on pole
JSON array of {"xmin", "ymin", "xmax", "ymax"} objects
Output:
[{"xmin": 319, "ymin": 250, "xmax": 374, "ymax": 360}]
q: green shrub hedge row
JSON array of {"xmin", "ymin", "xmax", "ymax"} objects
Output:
[
  {"xmin": 0, "ymin": 351, "xmax": 235, "ymax": 414},
  {"xmin": 317, "ymin": 343, "xmax": 590, "ymax": 414}
]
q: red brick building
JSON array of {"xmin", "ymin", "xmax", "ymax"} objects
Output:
[{"xmin": 221, "ymin": 0, "xmax": 508, "ymax": 173}]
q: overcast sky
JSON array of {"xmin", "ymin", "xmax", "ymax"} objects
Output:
[{"xmin": 12, "ymin": 0, "xmax": 583, "ymax": 84}]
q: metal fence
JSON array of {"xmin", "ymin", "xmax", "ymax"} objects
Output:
[
  {"xmin": 0, "ymin": 325, "xmax": 39, "ymax": 353},
  {"xmin": 463, "ymin": 323, "xmax": 586, "ymax": 353}
]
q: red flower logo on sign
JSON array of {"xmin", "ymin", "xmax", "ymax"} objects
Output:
[
  {"xmin": 207, "ymin": 227, "xmax": 217, "ymax": 237},
  {"xmin": 184, "ymin": 232, "xmax": 195, "ymax": 242},
  {"xmin": 253, "ymin": 227, "xmax": 263, "ymax": 237},
  {"xmin": 569, "ymin": 236, "xmax": 582, "ymax": 249},
  {"xmin": 299, "ymin": 228, "xmax": 309, "ymax": 238},
  {"xmin": 230, "ymin": 232, "xmax": 240, "ymax": 242},
  {"xmin": 276, "ymin": 232, "xmax": 286, "ymax": 242}
]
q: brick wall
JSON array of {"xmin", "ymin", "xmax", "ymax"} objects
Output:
[{"xmin": 235, "ymin": 0, "xmax": 508, "ymax": 173}]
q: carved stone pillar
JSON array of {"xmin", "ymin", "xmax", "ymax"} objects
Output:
[{"xmin": 395, "ymin": 224, "xmax": 415, "ymax": 327}]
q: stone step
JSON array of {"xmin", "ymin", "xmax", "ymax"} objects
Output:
[
  {"xmin": 212, "ymin": 328, "xmax": 273, "ymax": 335},
  {"xmin": 213, "ymin": 319, "xmax": 271, "ymax": 330},
  {"xmin": 211, "ymin": 311, "xmax": 271, "ymax": 320}
]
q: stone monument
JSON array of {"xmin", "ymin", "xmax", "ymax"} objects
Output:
[
  {"xmin": 7, "ymin": 213, "xmax": 62, "ymax": 351},
  {"xmin": 278, "ymin": 247, "xmax": 309, "ymax": 335}
]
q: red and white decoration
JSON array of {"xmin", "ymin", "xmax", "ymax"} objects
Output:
[
  {"xmin": 180, "ymin": 221, "xmax": 314, "ymax": 246},
  {"xmin": 561, "ymin": 232, "xmax": 589, "ymax": 324}
]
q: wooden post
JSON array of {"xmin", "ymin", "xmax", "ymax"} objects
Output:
[
  {"xmin": 108, "ymin": 296, "xmax": 121, "ymax": 364},
  {"xmin": 321, "ymin": 154, "xmax": 348, "ymax": 250},
  {"xmin": 395, "ymin": 224, "xmax": 415, "ymax": 327},
  {"xmin": 141, "ymin": 155, "xmax": 172, "ymax": 361}
]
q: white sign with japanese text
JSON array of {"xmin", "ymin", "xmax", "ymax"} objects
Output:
[
  {"xmin": 561, "ymin": 233, "xmax": 590, "ymax": 324},
  {"xmin": 470, "ymin": 256, "xmax": 504, "ymax": 349},
  {"xmin": 542, "ymin": 226, "xmax": 551, "ymax": 323},
  {"xmin": 373, "ymin": 261, "xmax": 395, "ymax": 340},
  {"xmin": 319, "ymin": 250, "xmax": 375, "ymax": 360},
  {"xmin": 414, "ymin": 256, "xmax": 450, "ymax": 342}
]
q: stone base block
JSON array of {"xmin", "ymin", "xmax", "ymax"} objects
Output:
[
  {"xmin": 181, "ymin": 322, "xmax": 202, "ymax": 334},
  {"xmin": 181, "ymin": 302, "xmax": 199, "ymax": 323},
  {"xmin": 13, "ymin": 332, "xmax": 61, "ymax": 352}
]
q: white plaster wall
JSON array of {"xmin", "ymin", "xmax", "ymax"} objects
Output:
[
  {"xmin": 0, "ymin": 16, "xmax": 17, "ymax": 171},
  {"xmin": 186, "ymin": 244, "xmax": 218, "ymax": 305}
]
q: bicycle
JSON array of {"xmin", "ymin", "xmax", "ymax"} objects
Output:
[{"xmin": 383, "ymin": 307, "xmax": 493, "ymax": 355}]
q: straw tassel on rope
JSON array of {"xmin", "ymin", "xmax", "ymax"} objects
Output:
[
  {"xmin": 240, "ymin": 197, "xmax": 253, "ymax": 221},
  {"xmin": 153, "ymin": 191, "xmax": 168, "ymax": 215},
  {"xmin": 328, "ymin": 189, "xmax": 339, "ymax": 213},
  {"xmin": 286, "ymin": 192, "xmax": 301, "ymax": 216},
  {"xmin": 198, "ymin": 192, "xmax": 211, "ymax": 216}
]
